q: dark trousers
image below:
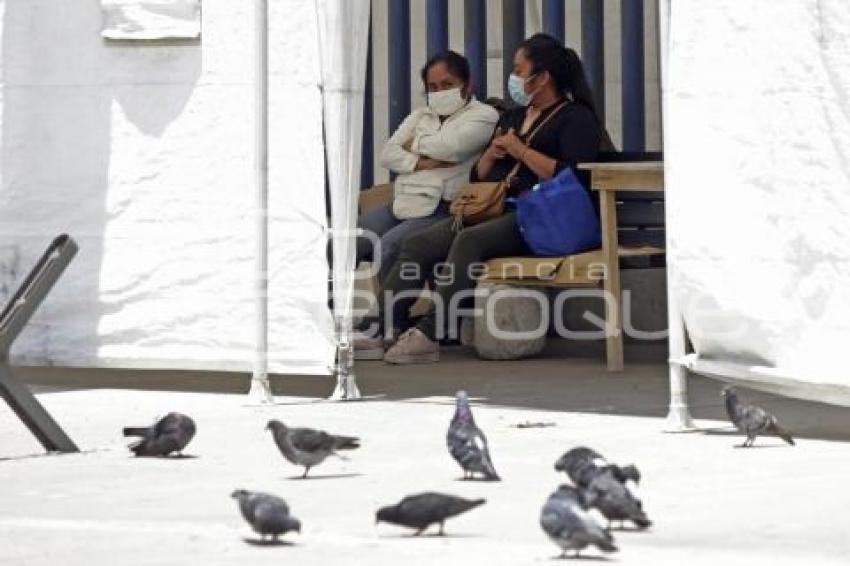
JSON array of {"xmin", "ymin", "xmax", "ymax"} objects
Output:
[{"xmin": 380, "ymin": 210, "xmax": 531, "ymax": 340}]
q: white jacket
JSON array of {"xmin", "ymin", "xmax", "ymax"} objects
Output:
[{"xmin": 380, "ymin": 98, "xmax": 499, "ymax": 219}]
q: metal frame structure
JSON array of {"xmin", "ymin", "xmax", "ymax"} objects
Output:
[{"xmin": 0, "ymin": 235, "xmax": 79, "ymax": 452}]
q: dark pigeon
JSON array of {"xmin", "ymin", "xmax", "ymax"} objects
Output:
[
  {"xmin": 554, "ymin": 446, "xmax": 640, "ymax": 488},
  {"xmin": 231, "ymin": 489, "xmax": 301, "ymax": 541},
  {"xmin": 266, "ymin": 419, "xmax": 360, "ymax": 478},
  {"xmin": 122, "ymin": 412, "xmax": 196, "ymax": 457},
  {"xmin": 446, "ymin": 391, "xmax": 500, "ymax": 481},
  {"xmin": 376, "ymin": 492, "xmax": 485, "ymax": 536},
  {"xmin": 582, "ymin": 469, "xmax": 651, "ymax": 530},
  {"xmin": 722, "ymin": 386, "xmax": 795, "ymax": 447},
  {"xmin": 540, "ymin": 485, "xmax": 618, "ymax": 558}
]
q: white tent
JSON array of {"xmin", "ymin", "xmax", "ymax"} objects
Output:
[
  {"xmin": 662, "ymin": 0, "xmax": 850, "ymax": 419},
  {"xmin": 0, "ymin": 0, "xmax": 371, "ymax": 379}
]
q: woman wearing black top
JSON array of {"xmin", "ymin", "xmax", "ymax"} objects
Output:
[{"xmin": 371, "ymin": 34, "xmax": 609, "ymax": 364}]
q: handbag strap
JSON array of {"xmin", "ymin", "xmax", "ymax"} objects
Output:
[{"xmin": 502, "ymin": 99, "xmax": 570, "ymax": 183}]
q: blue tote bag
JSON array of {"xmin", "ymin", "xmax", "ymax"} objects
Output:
[{"xmin": 516, "ymin": 167, "xmax": 601, "ymax": 257}]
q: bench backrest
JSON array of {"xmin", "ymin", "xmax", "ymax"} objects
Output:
[{"xmin": 595, "ymin": 151, "xmax": 665, "ymax": 249}]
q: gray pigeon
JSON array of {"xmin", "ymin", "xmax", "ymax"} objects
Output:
[
  {"xmin": 540, "ymin": 485, "xmax": 618, "ymax": 558},
  {"xmin": 722, "ymin": 386, "xmax": 795, "ymax": 447},
  {"xmin": 122, "ymin": 412, "xmax": 196, "ymax": 457},
  {"xmin": 582, "ymin": 469, "xmax": 651, "ymax": 530},
  {"xmin": 266, "ymin": 419, "xmax": 360, "ymax": 478},
  {"xmin": 231, "ymin": 489, "xmax": 301, "ymax": 541},
  {"xmin": 446, "ymin": 391, "xmax": 500, "ymax": 481},
  {"xmin": 554, "ymin": 446, "xmax": 640, "ymax": 488},
  {"xmin": 376, "ymin": 492, "xmax": 485, "ymax": 536}
]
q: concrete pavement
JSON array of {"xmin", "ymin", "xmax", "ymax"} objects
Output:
[{"xmin": 2, "ymin": 351, "xmax": 849, "ymax": 565}]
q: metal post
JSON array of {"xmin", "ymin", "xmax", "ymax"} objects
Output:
[
  {"xmin": 621, "ymin": 0, "xmax": 645, "ymax": 151},
  {"xmin": 361, "ymin": 16, "xmax": 374, "ymax": 189},
  {"xmin": 248, "ymin": 0, "xmax": 273, "ymax": 404},
  {"xmin": 0, "ymin": 235, "xmax": 79, "ymax": 453},
  {"xmin": 427, "ymin": 0, "xmax": 449, "ymax": 56},
  {"xmin": 542, "ymin": 0, "xmax": 565, "ymax": 44},
  {"xmin": 581, "ymin": 0, "xmax": 605, "ymax": 124},
  {"xmin": 658, "ymin": 0, "xmax": 695, "ymax": 431},
  {"xmin": 502, "ymin": 0, "xmax": 525, "ymax": 99},
  {"xmin": 388, "ymin": 0, "xmax": 411, "ymax": 134},
  {"xmin": 464, "ymin": 0, "xmax": 487, "ymax": 100}
]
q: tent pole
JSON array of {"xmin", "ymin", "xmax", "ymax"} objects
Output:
[
  {"xmin": 248, "ymin": 0, "xmax": 273, "ymax": 404},
  {"xmin": 658, "ymin": 0, "xmax": 693, "ymax": 431}
]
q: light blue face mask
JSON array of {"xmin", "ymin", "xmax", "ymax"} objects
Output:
[{"xmin": 508, "ymin": 73, "xmax": 537, "ymax": 106}]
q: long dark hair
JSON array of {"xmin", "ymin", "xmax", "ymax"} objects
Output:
[{"xmin": 518, "ymin": 33, "xmax": 613, "ymax": 148}]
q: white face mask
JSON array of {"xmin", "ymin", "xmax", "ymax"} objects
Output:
[{"xmin": 427, "ymin": 87, "xmax": 466, "ymax": 116}]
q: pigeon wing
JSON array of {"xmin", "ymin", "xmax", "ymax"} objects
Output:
[
  {"xmin": 289, "ymin": 428, "xmax": 335, "ymax": 453},
  {"xmin": 740, "ymin": 404, "xmax": 771, "ymax": 434},
  {"xmin": 395, "ymin": 493, "xmax": 443, "ymax": 527}
]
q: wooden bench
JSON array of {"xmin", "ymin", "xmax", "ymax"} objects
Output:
[
  {"xmin": 356, "ymin": 154, "xmax": 665, "ymax": 370},
  {"xmin": 481, "ymin": 155, "xmax": 664, "ymax": 371}
]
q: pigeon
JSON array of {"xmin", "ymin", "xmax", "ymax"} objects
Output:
[
  {"xmin": 582, "ymin": 469, "xmax": 651, "ymax": 530},
  {"xmin": 446, "ymin": 391, "xmax": 500, "ymax": 481},
  {"xmin": 722, "ymin": 386, "xmax": 795, "ymax": 447},
  {"xmin": 540, "ymin": 484, "xmax": 618, "ymax": 558},
  {"xmin": 375, "ymin": 492, "xmax": 485, "ymax": 536},
  {"xmin": 231, "ymin": 489, "xmax": 301, "ymax": 541},
  {"xmin": 266, "ymin": 419, "xmax": 360, "ymax": 478},
  {"xmin": 122, "ymin": 412, "xmax": 196, "ymax": 457},
  {"xmin": 554, "ymin": 446, "xmax": 641, "ymax": 488}
]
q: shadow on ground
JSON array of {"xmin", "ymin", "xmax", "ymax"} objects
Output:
[{"xmin": 11, "ymin": 341, "xmax": 850, "ymax": 442}]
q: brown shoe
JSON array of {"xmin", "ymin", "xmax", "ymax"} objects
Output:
[{"xmin": 383, "ymin": 328, "xmax": 439, "ymax": 364}]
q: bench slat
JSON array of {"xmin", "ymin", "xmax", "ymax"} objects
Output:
[
  {"xmin": 617, "ymin": 201, "xmax": 665, "ymax": 227},
  {"xmin": 618, "ymin": 228, "xmax": 666, "ymax": 247}
]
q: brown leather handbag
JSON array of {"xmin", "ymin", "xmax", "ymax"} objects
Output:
[{"xmin": 450, "ymin": 100, "xmax": 569, "ymax": 229}]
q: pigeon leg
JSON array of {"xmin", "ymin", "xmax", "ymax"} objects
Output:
[
  {"xmin": 413, "ymin": 527, "xmax": 425, "ymax": 536},
  {"xmin": 438, "ymin": 522, "xmax": 445, "ymax": 536},
  {"xmin": 302, "ymin": 466, "xmax": 311, "ymax": 479}
]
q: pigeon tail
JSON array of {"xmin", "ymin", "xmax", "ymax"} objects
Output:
[
  {"xmin": 597, "ymin": 537, "xmax": 619, "ymax": 553},
  {"xmin": 332, "ymin": 435, "xmax": 360, "ymax": 450},
  {"xmin": 768, "ymin": 420, "xmax": 795, "ymax": 446},
  {"xmin": 122, "ymin": 427, "xmax": 149, "ymax": 437},
  {"xmin": 480, "ymin": 460, "xmax": 501, "ymax": 481},
  {"xmin": 632, "ymin": 513, "xmax": 652, "ymax": 529},
  {"xmin": 482, "ymin": 468, "xmax": 501, "ymax": 481}
]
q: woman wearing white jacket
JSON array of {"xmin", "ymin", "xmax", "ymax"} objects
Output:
[{"xmin": 358, "ymin": 51, "xmax": 499, "ymax": 283}]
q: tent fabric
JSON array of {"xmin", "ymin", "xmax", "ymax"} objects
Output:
[
  {"xmin": 665, "ymin": 0, "xmax": 850, "ymax": 403},
  {"xmin": 316, "ymin": 0, "xmax": 370, "ymax": 364},
  {"xmin": 0, "ymin": 0, "xmax": 334, "ymax": 375},
  {"xmin": 101, "ymin": 0, "xmax": 202, "ymax": 40}
]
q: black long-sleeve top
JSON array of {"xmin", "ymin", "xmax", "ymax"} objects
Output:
[{"xmin": 469, "ymin": 100, "xmax": 603, "ymax": 197}]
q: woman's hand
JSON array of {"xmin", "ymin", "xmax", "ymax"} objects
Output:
[
  {"xmin": 492, "ymin": 128, "xmax": 526, "ymax": 159},
  {"xmin": 481, "ymin": 127, "xmax": 508, "ymax": 161}
]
